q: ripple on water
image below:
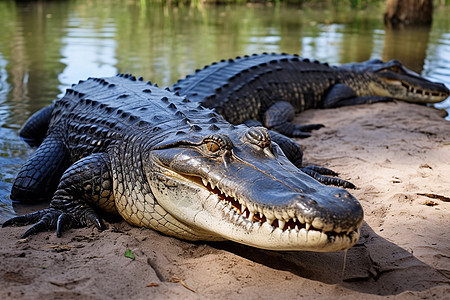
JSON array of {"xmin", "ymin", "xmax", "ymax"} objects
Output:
[{"xmin": 0, "ymin": 129, "xmax": 34, "ymax": 222}]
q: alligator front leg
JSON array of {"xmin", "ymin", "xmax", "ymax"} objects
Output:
[
  {"xmin": 263, "ymin": 101, "xmax": 324, "ymax": 138},
  {"xmin": 271, "ymin": 134, "xmax": 355, "ymax": 189},
  {"xmin": 301, "ymin": 166, "xmax": 355, "ymax": 189},
  {"xmin": 3, "ymin": 153, "xmax": 115, "ymax": 238},
  {"xmin": 266, "ymin": 129, "xmax": 303, "ymax": 167},
  {"xmin": 323, "ymin": 84, "xmax": 393, "ymax": 108}
]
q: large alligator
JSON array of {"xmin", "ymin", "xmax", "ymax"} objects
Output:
[
  {"xmin": 2, "ymin": 74, "xmax": 363, "ymax": 252},
  {"xmin": 171, "ymin": 53, "xmax": 449, "ymax": 138}
]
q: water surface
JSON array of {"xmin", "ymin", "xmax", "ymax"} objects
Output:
[{"xmin": 0, "ymin": 0, "xmax": 449, "ymax": 221}]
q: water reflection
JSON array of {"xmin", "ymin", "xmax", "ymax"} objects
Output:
[
  {"xmin": 59, "ymin": 17, "xmax": 118, "ymax": 91},
  {"xmin": 0, "ymin": 1, "xmax": 449, "ymax": 220},
  {"xmin": 383, "ymin": 24, "xmax": 431, "ymax": 73}
]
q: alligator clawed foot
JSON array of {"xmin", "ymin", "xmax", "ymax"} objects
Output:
[
  {"xmin": 272, "ymin": 122, "xmax": 325, "ymax": 139},
  {"xmin": 2, "ymin": 206, "xmax": 105, "ymax": 238},
  {"xmin": 301, "ymin": 165, "xmax": 356, "ymax": 189},
  {"xmin": 293, "ymin": 123, "xmax": 325, "ymax": 134}
]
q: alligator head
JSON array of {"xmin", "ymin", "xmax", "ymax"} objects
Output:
[
  {"xmin": 342, "ymin": 59, "xmax": 449, "ymax": 103},
  {"xmin": 144, "ymin": 126, "xmax": 363, "ymax": 252}
]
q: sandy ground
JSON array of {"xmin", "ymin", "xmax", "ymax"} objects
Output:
[{"xmin": 0, "ymin": 101, "xmax": 449, "ymax": 299}]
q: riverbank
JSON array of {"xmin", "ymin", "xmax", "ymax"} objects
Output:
[{"xmin": 1, "ymin": 101, "xmax": 449, "ymax": 299}]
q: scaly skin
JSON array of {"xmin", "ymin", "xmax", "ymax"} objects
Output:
[
  {"xmin": 171, "ymin": 53, "xmax": 449, "ymax": 138},
  {"xmin": 3, "ymin": 74, "xmax": 363, "ymax": 252}
]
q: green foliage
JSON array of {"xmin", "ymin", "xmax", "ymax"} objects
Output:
[
  {"xmin": 124, "ymin": 249, "xmax": 135, "ymax": 260},
  {"xmin": 348, "ymin": 0, "xmax": 362, "ymax": 8}
]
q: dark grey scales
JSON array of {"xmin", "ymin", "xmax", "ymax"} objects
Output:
[
  {"xmin": 2, "ymin": 74, "xmax": 363, "ymax": 252},
  {"xmin": 171, "ymin": 52, "xmax": 449, "ymax": 138},
  {"xmin": 170, "ymin": 53, "xmax": 449, "ymax": 184}
]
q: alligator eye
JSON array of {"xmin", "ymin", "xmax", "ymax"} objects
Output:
[
  {"xmin": 203, "ymin": 134, "xmax": 233, "ymax": 155},
  {"xmin": 206, "ymin": 141, "xmax": 220, "ymax": 152},
  {"xmin": 390, "ymin": 66, "xmax": 400, "ymax": 72}
]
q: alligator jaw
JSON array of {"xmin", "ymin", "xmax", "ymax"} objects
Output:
[
  {"xmin": 152, "ymin": 168, "xmax": 362, "ymax": 252},
  {"xmin": 200, "ymin": 175, "xmax": 361, "ymax": 251},
  {"xmin": 343, "ymin": 59, "xmax": 449, "ymax": 103},
  {"xmin": 146, "ymin": 126, "xmax": 363, "ymax": 252},
  {"xmin": 374, "ymin": 60, "xmax": 449, "ymax": 103},
  {"xmin": 371, "ymin": 77, "xmax": 449, "ymax": 103}
]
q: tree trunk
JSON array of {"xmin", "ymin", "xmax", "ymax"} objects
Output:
[{"xmin": 384, "ymin": 0, "xmax": 433, "ymax": 26}]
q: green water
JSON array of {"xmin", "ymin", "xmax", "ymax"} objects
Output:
[{"xmin": 0, "ymin": 0, "xmax": 449, "ymax": 220}]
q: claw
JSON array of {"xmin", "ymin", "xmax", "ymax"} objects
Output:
[
  {"xmin": 22, "ymin": 220, "xmax": 49, "ymax": 238},
  {"xmin": 22, "ymin": 212, "xmax": 58, "ymax": 238},
  {"xmin": 2, "ymin": 205, "xmax": 105, "ymax": 238},
  {"xmin": 2, "ymin": 209, "xmax": 50, "ymax": 228},
  {"xmin": 287, "ymin": 124, "xmax": 325, "ymax": 138},
  {"xmin": 301, "ymin": 167, "xmax": 356, "ymax": 189},
  {"xmin": 296, "ymin": 124, "xmax": 325, "ymax": 132},
  {"xmin": 291, "ymin": 124, "xmax": 324, "ymax": 138},
  {"xmin": 86, "ymin": 211, "xmax": 106, "ymax": 231},
  {"xmin": 302, "ymin": 165, "xmax": 338, "ymax": 176},
  {"xmin": 323, "ymin": 176, "xmax": 356, "ymax": 189},
  {"xmin": 56, "ymin": 213, "xmax": 73, "ymax": 238},
  {"xmin": 291, "ymin": 131, "xmax": 312, "ymax": 138}
]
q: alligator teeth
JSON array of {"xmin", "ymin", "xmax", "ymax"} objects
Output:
[
  {"xmin": 263, "ymin": 208, "xmax": 275, "ymax": 223},
  {"xmin": 202, "ymin": 178, "xmax": 207, "ymax": 186},
  {"xmin": 208, "ymin": 182, "xmax": 357, "ymax": 238},
  {"xmin": 297, "ymin": 215, "xmax": 305, "ymax": 224}
]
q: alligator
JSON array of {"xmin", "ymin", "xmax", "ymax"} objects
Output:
[
  {"xmin": 2, "ymin": 74, "xmax": 363, "ymax": 252},
  {"xmin": 171, "ymin": 53, "xmax": 449, "ymax": 138}
]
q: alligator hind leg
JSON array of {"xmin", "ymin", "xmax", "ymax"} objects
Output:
[
  {"xmin": 4, "ymin": 153, "xmax": 116, "ymax": 238},
  {"xmin": 11, "ymin": 134, "xmax": 70, "ymax": 203},
  {"xmin": 263, "ymin": 101, "xmax": 324, "ymax": 138},
  {"xmin": 19, "ymin": 104, "xmax": 54, "ymax": 147}
]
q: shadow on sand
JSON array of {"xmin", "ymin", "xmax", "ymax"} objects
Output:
[{"xmin": 211, "ymin": 222, "xmax": 448, "ymax": 296}]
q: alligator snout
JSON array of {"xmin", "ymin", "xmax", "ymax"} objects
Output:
[{"xmin": 294, "ymin": 187, "xmax": 363, "ymax": 233}]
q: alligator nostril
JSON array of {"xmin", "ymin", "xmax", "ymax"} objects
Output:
[{"xmin": 334, "ymin": 191, "xmax": 352, "ymax": 198}]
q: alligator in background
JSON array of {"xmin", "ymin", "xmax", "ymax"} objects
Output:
[
  {"xmin": 2, "ymin": 74, "xmax": 363, "ymax": 252},
  {"xmin": 171, "ymin": 53, "xmax": 449, "ymax": 138}
]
